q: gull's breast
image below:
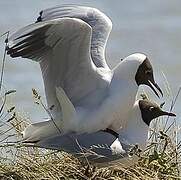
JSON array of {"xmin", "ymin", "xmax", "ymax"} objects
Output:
[{"xmin": 107, "ymin": 82, "xmax": 138, "ymax": 131}]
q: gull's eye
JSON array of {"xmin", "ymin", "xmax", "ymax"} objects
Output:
[
  {"xmin": 145, "ymin": 70, "xmax": 152, "ymax": 75},
  {"xmin": 149, "ymin": 106, "xmax": 155, "ymax": 111}
]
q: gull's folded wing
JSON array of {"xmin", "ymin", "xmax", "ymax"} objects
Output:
[
  {"xmin": 34, "ymin": 131, "xmax": 131, "ymax": 164},
  {"xmin": 36, "ymin": 5, "xmax": 112, "ymax": 69},
  {"xmin": 7, "ymin": 18, "xmax": 111, "ymax": 118}
]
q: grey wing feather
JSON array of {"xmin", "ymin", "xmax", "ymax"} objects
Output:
[
  {"xmin": 35, "ymin": 131, "xmax": 130, "ymax": 164},
  {"xmin": 36, "ymin": 5, "xmax": 112, "ymax": 69},
  {"xmin": 7, "ymin": 22, "xmax": 51, "ymax": 61}
]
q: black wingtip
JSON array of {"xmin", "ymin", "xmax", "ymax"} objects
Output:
[
  {"xmin": 22, "ymin": 139, "xmax": 40, "ymax": 144},
  {"xmin": 5, "ymin": 45, "xmax": 9, "ymax": 51},
  {"xmin": 5, "ymin": 38, "xmax": 8, "ymax": 43},
  {"xmin": 35, "ymin": 10, "xmax": 43, "ymax": 23}
]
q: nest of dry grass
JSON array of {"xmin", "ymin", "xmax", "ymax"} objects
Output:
[{"xmin": 0, "ymin": 89, "xmax": 180, "ymax": 180}]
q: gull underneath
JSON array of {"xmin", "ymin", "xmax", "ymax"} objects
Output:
[{"xmin": 33, "ymin": 99, "xmax": 176, "ymax": 165}]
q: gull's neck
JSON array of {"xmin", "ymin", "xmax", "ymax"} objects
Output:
[
  {"xmin": 110, "ymin": 61, "xmax": 138, "ymax": 95},
  {"xmin": 112, "ymin": 59, "xmax": 140, "ymax": 81},
  {"xmin": 119, "ymin": 101, "xmax": 149, "ymax": 148}
]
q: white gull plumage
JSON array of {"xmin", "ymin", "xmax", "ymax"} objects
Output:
[{"xmin": 7, "ymin": 5, "xmax": 162, "ymax": 142}]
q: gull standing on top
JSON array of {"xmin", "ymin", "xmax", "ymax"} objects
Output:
[{"xmin": 7, "ymin": 5, "xmax": 163, "ymax": 142}]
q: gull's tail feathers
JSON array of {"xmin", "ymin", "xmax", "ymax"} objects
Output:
[{"xmin": 22, "ymin": 120, "xmax": 62, "ymax": 143}]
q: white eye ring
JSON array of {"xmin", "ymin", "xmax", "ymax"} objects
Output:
[
  {"xmin": 149, "ymin": 107, "xmax": 154, "ymax": 111},
  {"xmin": 145, "ymin": 70, "xmax": 151, "ymax": 75}
]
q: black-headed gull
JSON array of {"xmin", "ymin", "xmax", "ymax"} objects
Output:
[
  {"xmin": 7, "ymin": 5, "xmax": 163, "ymax": 142},
  {"xmin": 31, "ymin": 99, "xmax": 175, "ymax": 165}
]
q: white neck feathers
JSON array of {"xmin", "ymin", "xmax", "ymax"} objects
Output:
[{"xmin": 113, "ymin": 53, "xmax": 146, "ymax": 81}]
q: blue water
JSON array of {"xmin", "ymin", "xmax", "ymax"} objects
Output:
[{"xmin": 0, "ymin": 0, "xmax": 180, "ymax": 126}]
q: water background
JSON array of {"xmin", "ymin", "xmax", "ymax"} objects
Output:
[{"xmin": 0, "ymin": 0, "xmax": 180, "ymax": 126}]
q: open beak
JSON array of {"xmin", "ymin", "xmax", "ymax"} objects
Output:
[
  {"xmin": 148, "ymin": 80, "xmax": 163, "ymax": 98},
  {"xmin": 161, "ymin": 110, "xmax": 176, "ymax": 117}
]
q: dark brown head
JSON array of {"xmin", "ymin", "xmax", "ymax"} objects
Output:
[
  {"xmin": 135, "ymin": 57, "xmax": 163, "ymax": 98},
  {"xmin": 139, "ymin": 100, "xmax": 176, "ymax": 126}
]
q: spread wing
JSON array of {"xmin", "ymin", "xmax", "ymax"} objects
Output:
[
  {"xmin": 36, "ymin": 5, "xmax": 112, "ymax": 69},
  {"xmin": 7, "ymin": 17, "xmax": 112, "ymax": 119}
]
